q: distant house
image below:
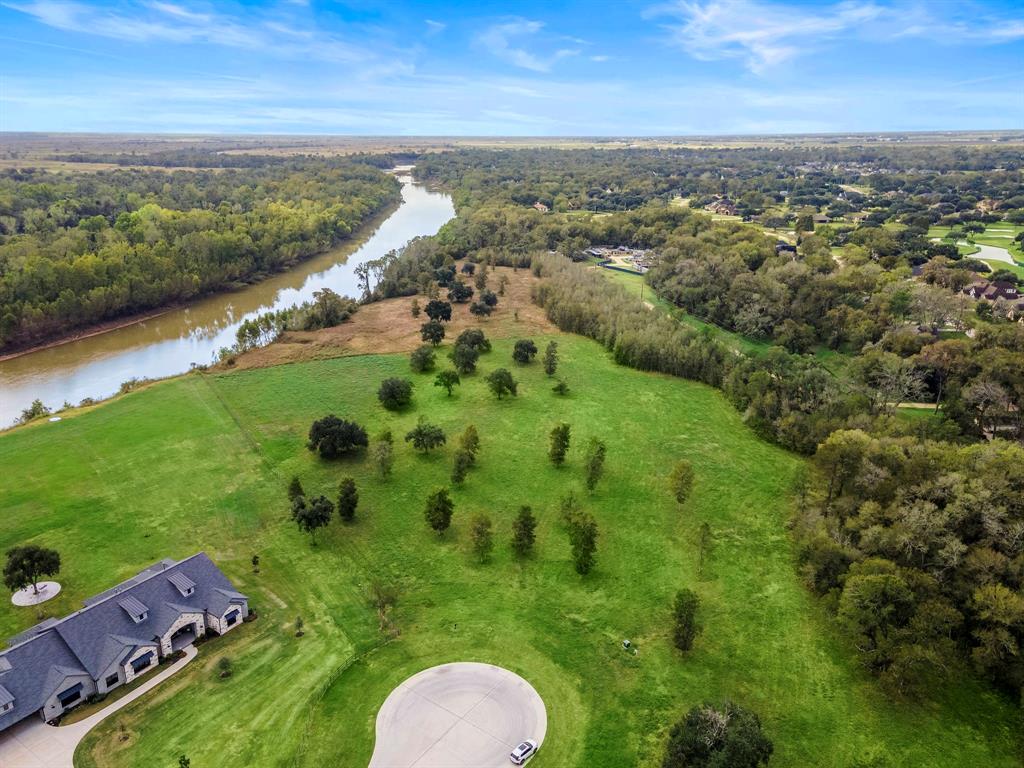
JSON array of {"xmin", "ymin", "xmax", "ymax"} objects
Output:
[
  {"xmin": 532, "ymin": 201, "xmax": 549, "ymax": 213},
  {"xmin": 775, "ymin": 242, "xmax": 798, "ymax": 255},
  {"xmin": 812, "ymin": 214, "xmax": 830, "ymax": 225},
  {"xmin": 704, "ymin": 198, "xmax": 737, "ymax": 216},
  {"xmin": 963, "ymin": 280, "xmax": 1020, "ymax": 302},
  {"xmin": 0, "ymin": 553, "xmax": 247, "ymax": 732}
]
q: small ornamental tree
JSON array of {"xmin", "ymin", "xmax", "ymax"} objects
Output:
[
  {"xmin": 307, "ymin": 416, "xmax": 368, "ymax": 459},
  {"xmin": 552, "ymin": 380, "xmax": 569, "ymax": 396},
  {"xmin": 373, "ymin": 430, "xmax": 394, "ymax": 479},
  {"xmin": 378, "ymin": 377, "xmax": 413, "ymax": 411},
  {"xmin": 672, "ymin": 589, "xmax": 702, "ymax": 652},
  {"xmin": 410, "ymin": 298, "xmax": 421, "ymax": 318},
  {"xmin": 410, "ymin": 345, "xmax": 436, "ymax": 373},
  {"xmin": 434, "ymin": 369, "xmax": 461, "ymax": 396},
  {"xmin": 511, "ymin": 506, "xmax": 537, "ymax": 557},
  {"xmin": 251, "ymin": 554, "xmax": 260, "ymax": 573},
  {"xmin": 460, "ymin": 262, "xmax": 476, "ymax": 275},
  {"xmin": 584, "ymin": 438, "xmax": 607, "ymax": 491},
  {"xmin": 424, "ymin": 299, "xmax": 453, "ymax": 322},
  {"xmin": 670, "ymin": 460, "xmax": 695, "ymax": 505},
  {"xmin": 549, "ymin": 423, "xmax": 571, "ymax": 466},
  {"xmin": 450, "ymin": 343, "xmax": 480, "ymax": 375},
  {"xmin": 485, "ymin": 368, "xmax": 518, "ymax": 399},
  {"xmin": 287, "ymin": 475, "xmax": 305, "ymax": 501},
  {"xmin": 451, "ymin": 449, "xmax": 473, "ymax": 485},
  {"xmin": 662, "ymin": 702, "xmax": 773, "ymax": 768},
  {"xmin": 337, "ymin": 477, "xmax": 359, "ymax": 523},
  {"xmin": 291, "ymin": 495, "xmax": 333, "ymax": 543},
  {"xmin": 469, "ymin": 301, "xmax": 493, "ymax": 317},
  {"xmin": 217, "ymin": 656, "xmax": 233, "ymax": 678},
  {"xmin": 424, "ymin": 488, "xmax": 454, "ymax": 537},
  {"xmin": 513, "ymin": 339, "xmax": 538, "ymax": 364},
  {"xmin": 543, "ymin": 341, "xmax": 559, "ymax": 376},
  {"xmin": 421, "ymin": 319, "xmax": 445, "ymax": 346},
  {"xmin": 405, "ymin": 417, "xmax": 446, "ymax": 453},
  {"xmin": 481, "ymin": 290, "xmax": 498, "ymax": 307},
  {"xmin": 568, "ymin": 512, "xmax": 598, "ymax": 575},
  {"xmin": 459, "ymin": 425, "xmax": 480, "ymax": 464},
  {"xmin": 470, "ymin": 515, "xmax": 494, "ymax": 563},
  {"xmin": 448, "ymin": 280, "xmax": 474, "ymax": 303},
  {"xmin": 3, "ymin": 545, "xmax": 60, "ymax": 596}
]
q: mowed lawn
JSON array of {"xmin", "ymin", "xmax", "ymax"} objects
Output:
[{"xmin": 0, "ymin": 336, "xmax": 1018, "ymax": 767}]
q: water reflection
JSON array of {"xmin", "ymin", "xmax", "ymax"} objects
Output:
[{"xmin": 0, "ymin": 174, "xmax": 455, "ymax": 426}]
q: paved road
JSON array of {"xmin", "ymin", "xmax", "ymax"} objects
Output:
[
  {"xmin": 0, "ymin": 645, "xmax": 197, "ymax": 768},
  {"xmin": 368, "ymin": 663, "xmax": 547, "ymax": 768}
]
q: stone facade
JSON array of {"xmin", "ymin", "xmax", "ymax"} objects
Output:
[
  {"xmin": 207, "ymin": 603, "xmax": 248, "ymax": 635},
  {"xmin": 122, "ymin": 645, "xmax": 159, "ymax": 684},
  {"xmin": 159, "ymin": 612, "xmax": 206, "ymax": 656}
]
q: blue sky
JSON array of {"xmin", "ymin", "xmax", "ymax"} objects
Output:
[{"xmin": 1, "ymin": 0, "xmax": 1022, "ymax": 135}]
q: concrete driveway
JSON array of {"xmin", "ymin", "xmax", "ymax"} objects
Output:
[
  {"xmin": 368, "ymin": 662, "xmax": 547, "ymax": 768},
  {"xmin": 0, "ymin": 645, "xmax": 196, "ymax": 768}
]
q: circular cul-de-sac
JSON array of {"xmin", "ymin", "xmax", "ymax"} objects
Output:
[{"xmin": 368, "ymin": 662, "xmax": 547, "ymax": 768}]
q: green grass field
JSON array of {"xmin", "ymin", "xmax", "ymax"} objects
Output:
[
  {"xmin": 0, "ymin": 336, "xmax": 1018, "ymax": 767},
  {"xmin": 929, "ymin": 224, "xmax": 1024, "ymax": 262}
]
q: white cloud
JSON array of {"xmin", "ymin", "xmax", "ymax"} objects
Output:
[
  {"xmin": 648, "ymin": 0, "xmax": 884, "ymax": 73},
  {"xmin": 425, "ymin": 19, "xmax": 446, "ymax": 35},
  {"xmin": 476, "ymin": 18, "xmax": 579, "ymax": 72},
  {"xmin": 649, "ymin": 0, "xmax": 1024, "ymax": 74},
  {"xmin": 2, "ymin": 0, "xmax": 387, "ymax": 64}
]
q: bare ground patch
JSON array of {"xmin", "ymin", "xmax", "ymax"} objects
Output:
[{"xmin": 228, "ymin": 266, "xmax": 556, "ymax": 371}]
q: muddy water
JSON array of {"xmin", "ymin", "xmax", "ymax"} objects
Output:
[{"xmin": 0, "ymin": 174, "xmax": 455, "ymax": 427}]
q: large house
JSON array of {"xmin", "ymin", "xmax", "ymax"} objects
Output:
[{"xmin": 0, "ymin": 553, "xmax": 247, "ymax": 732}]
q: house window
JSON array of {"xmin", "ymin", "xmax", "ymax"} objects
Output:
[
  {"xmin": 57, "ymin": 684, "xmax": 83, "ymax": 708},
  {"xmin": 105, "ymin": 673, "xmax": 119, "ymax": 687},
  {"xmin": 225, "ymin": 610, "xmax": 239, "ymax": 627},
  {"xmin": 1, "ymin": 702, "xmax": 11, "ymax": 713},
  {"xmin": 131, "ymin": 652, "xmax": 154, "ymax": 673}
]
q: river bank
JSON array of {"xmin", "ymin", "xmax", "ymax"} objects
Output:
[
  {"xmin": 0, "ymin": 173, "xmax": 455, "ymax": 427},
  {"xmin": 0, "ymin": 196, "xmax": 403, "ymax": 364}
]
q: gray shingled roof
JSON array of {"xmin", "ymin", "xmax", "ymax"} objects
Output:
[{"xmin": 0, "ymin": 553, "xmax": 246, "ymax": 731}]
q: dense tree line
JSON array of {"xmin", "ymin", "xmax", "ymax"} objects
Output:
[
  {"xmin": 797, "ymin": 431, "xmax": 1024, "ymax": 696},
  {"xmin": 415, "ymin": 146, "xmax": 1024, "ymax": 221},
  {"xmin": 0, "ymin": 160, "xmax": 400, "ymax": 349}
]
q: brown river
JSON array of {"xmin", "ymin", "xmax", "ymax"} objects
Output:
[{"xmin": 0, "ymin": 172, "xmax": 455, "ymax": 427}]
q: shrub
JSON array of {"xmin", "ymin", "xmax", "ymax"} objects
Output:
[
  {"xmin": 662, "ymin": 702, "xmax": 773, "ymax": 768},
  {"xmin": 513, "ymin": 339, "xmax": 538, "ymax": 364},
  {"xmin": 454, "ymin": 328, "xmax": 491, "ymax": 352},
  {"xmin": 511, "ymin": 506, "xmax": 537, "ymax": 557},
  {"xmin": 549, "ymin": 423, "xmax": 571, "ymax": 466},
  {"xmin": 672, "ymin": 589, "xmax": 701, "ymax": 652},
  {"xmin": 424, "ymin": 299, "xmax": 452, "ymax": 322},
  {"xmin": 217, "ymin": 656, "xmax": 233, "ymax": 678},
  {"xmin": 378, "ymin": 377, "xmax": 413, "ymax": 410},
  {"xmin": 421, "ymin": 320, "xmax": 445, "ymax": 346},
  {"xmin": 405, "ymin": 417, "xmax": 446, "ymax": 453},
  {"xmin": 307, "ymin": 416, "xmax": 368, "ymax": 459},
  {"xmin": 410, "ymin": 345, "xmax": 436, "ymax": 373},
  {"xmin": 470, "ymin": 515, "xmax": 494, "ymax": 562},
  {"xmin": 424, "ymin": 488, "xmax": 454, "ymax": 536},
  {"xmin": 485, "ymin": 368, "xmax": 518, "ymax": 399},
  {"xmin": 448, "ymin": 280, "xmax": 474, "ymax": 303}
]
